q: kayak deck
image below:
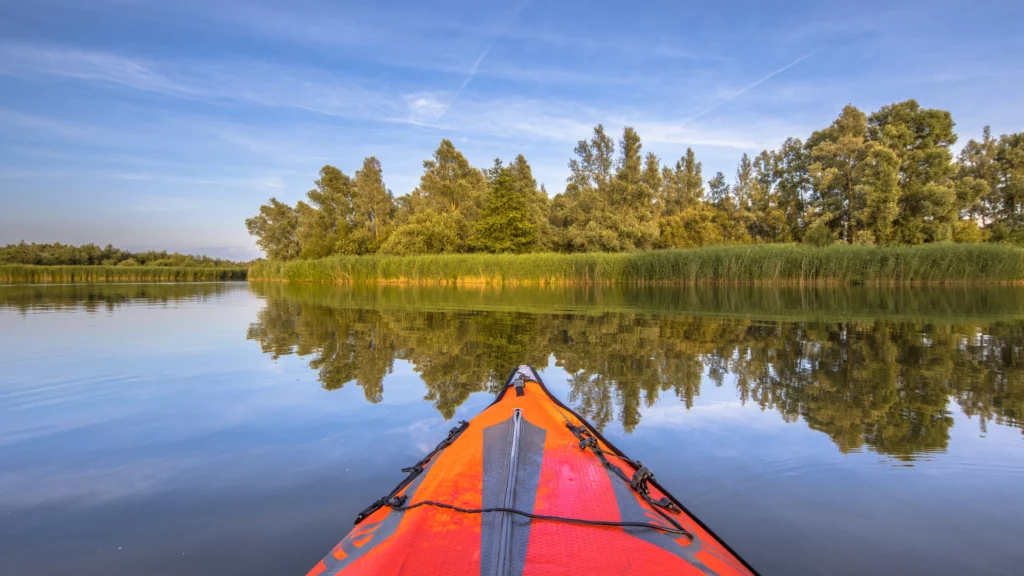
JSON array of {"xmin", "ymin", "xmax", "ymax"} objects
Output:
[{"xmin": 309, "ymin": 365, "xmax": 756, "ymax": 575}]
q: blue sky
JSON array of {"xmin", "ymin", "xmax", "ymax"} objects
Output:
[{"xmin": 1, "ymin": 0, "xmax": 1021, "ymax": 259}]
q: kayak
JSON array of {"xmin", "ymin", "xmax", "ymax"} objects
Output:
[{"xmin": 308, "ymin": 365, "xmax": 757, "ymax": 575}]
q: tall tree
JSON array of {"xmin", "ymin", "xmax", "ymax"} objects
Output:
[
  {"xmin": 295, "ymin": 165, "xmax": 354, "ymax": 259},
  {"xmin": 747, "ymin": 150, "xmax": 790, "ymax": 242},
  {"xmin": 868, "ymin": 100, "xmax": 957, "ymax": 243},
  {"xmin": 350, "ymin": 157, "xmax": 395, "ymax": 254},
  {"xmin": 245, "ymin": 197, "xmax": 300, "ymax": 260},
  {"xmin": 855, "ymin": 144, "xmax": 902, "ymax": 244},
  {"xmin": 659, "ymin": 148, "xmax": 704, "ymax": 216},
  {"xmin": 807, "ymin": 105, "xmax": 870, "ymax": 243},
  {"xmin": 472, "ymin": 160, "xmax": 541, "ymax": 253},
  {"xmin": 552, "ymin": 125, "xmax": 658, "ymax": 251},
  {"xmin": 381, "ymin": 140, "xmax": 487, "ymax": 254},
  {"xmin": 507, "ymin": 154, "xmax": 552, "ymax": 250}
]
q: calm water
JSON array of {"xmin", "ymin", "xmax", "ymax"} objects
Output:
[{"xmin": 1, "ymin": 282, "xmax": 1023, "ymax": 575}]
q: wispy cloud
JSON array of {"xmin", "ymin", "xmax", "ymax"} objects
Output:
[
  {"xmin": 679, "ymin": 50, "xmax": 820, "ymax": 126},
  {"xmin": 0, "ymin": 42, "xmax": 406, "ymax": 122},
  {"xmin": 436, "ymin": 1, "xmax": 531, "ymax": 121}
]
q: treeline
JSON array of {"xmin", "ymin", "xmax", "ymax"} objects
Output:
[
  {"xmin": 247, "ymin": 99, "xmax": 1024, "ymax": 259},
  {"xmin": 0, "ymin": 242, "xmax": 246, "ymax": 267}
]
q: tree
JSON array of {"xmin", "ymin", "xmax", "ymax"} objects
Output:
[
  {"xmin": 351, "ymin": 157, "xmax": 395, "ymax": 254},
  {"xmin": 775, "ymin": 138, "xmax": 812, "ymax": 241},
  {"xmin": 807, "ymin": 105, "xmax": 870, "ymax": 243},
  {"xmin": 983, "ymin": 132, "xmax": 1024, "ymax": 243},
  {"xmin": 384, "ymin": 140, "xmax": 487, "ymax": 254},
  {"xmin": 472, "ymin": 160, "xmax": 541, "ymax": 253},
  {"xmin": 956, "ymin": 126, "xmax": 999, "ymax": 224},
  {"xmin": 855, "ymin": 144, "xmax": 901, "ymax": 244},
  {"xmin": 868, "ymin": 100, "xmax": 957, "ymax": 243},
  {"xmin": 659, "ymin": 148, "xmax": 704, "ymax": 217},
  {"xmin": 552, "ymin": 125, "xmax": 658, "ymax": 251},
  {"xmin": 747, "ymin": 150, "xmax": 790, "ymax": 242},
  {"xmin": 707, "ymin": 171, "xmax": 730, "ymax": 207},
  {"xmin": 507, "ymin": 154, "xmax": 552, "ymax": 250},
  {"xmin": 296, "ymin": 165, "xmax": 354, "ymax": 259},
  {"xmin": 245, "ymin": 197, "xmax": 300, "ymax": 260}
]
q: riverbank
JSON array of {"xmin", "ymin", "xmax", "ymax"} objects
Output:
[
  {"xmin": 247, "ymin": 244, "xmax": 1024, "ymax": 285},
  {"xmin": 0, "ymin": 265, "xmax": 247, "ymax": 283}
]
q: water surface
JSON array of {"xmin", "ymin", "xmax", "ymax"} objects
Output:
[{"xmin": 1, "ymin": 282, "xmax": 1022, "ymax": 575}]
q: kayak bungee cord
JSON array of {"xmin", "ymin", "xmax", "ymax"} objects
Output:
[
  {"xmin": 382, "ymin": 498, "xmax": 694, "ymax": 536},
  {"xmin": 355, "ymin": 420, "xmax": 470, "ymax": 524}
]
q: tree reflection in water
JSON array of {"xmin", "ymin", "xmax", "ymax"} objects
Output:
[{"xmin": 246, "ymin": 283, "xmax": 1024, "ymax": 460}]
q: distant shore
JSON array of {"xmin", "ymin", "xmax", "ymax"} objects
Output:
[
  {"xmin": 246, "ymin": 244, "xmax": 1024, "ymax": 286},
  {"xmin": 0, "ymin": 265, "xmax": 247, "ymax": 283}
]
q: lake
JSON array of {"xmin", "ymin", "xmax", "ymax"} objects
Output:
[{"xmin": 1, "ymin": 282, "xmax": 1022, "ymax": 575}]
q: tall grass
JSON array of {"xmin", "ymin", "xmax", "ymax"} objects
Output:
[
  {"xmin": 0, "ymin": 265, "xmax": 247, "ymax": 284},
  {"xmin": 247, "ymin": 243, "xmax": 1024, "ymax": 285}
]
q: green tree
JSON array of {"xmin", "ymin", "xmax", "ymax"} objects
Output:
[
  {"xmin": 552, "ymin": 125, "xmax": 658, "ymax": 252},
  {"xmin": 383, "ymin": 140, "xmax": 487, "ymax": 254},
  {"xmin": 807, "ymin": 105, "xmax": 870, "ymax": 243},
  {"xmin": 245, "ymin": 197, "xmax": 300, "ymax": 260},
  {"xmin": 507, "ymin": 154, "xmax": 552, "ymax": 250},
  {"xmin": 472, "ymin": 160, "xmax": 542, "ymax": 253},
  {"xmin": 748, "ymin": 150, "xmax": 791, "ymax": 242},
  {"xmin": 296, "ymin": 165, "xmax": 354, "ymax": 259},
  {"xmin": 659, "ymin": 148, "xmax": 704, "ymax": 217},
  {"xmin": 775, "ymin": 138, "xmax": 812, "ymax": 241},
  {"xmin": 856, "ymin": 144, "xmax": 901, "ymax": 244},
  {"xmin": 350, "ymin": 157, "xmax": 396, "ymax": 254},
  {"xmin": 985, "ymin": 133, "xmax": 1024, "ymax": 243},
  {"xmin": 868, "ymin": 100, "xmax": 958, "ymax": 244}
]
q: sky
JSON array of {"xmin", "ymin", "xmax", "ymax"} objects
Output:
[{"xmin": 1, "ymin": 0, "xmax": 1022, "ymax": 259}]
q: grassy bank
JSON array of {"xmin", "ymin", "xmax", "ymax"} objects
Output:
[
  {"xmin": 247, "ymin": 244, "xmax": 1024, "ymax": 285},
  {"xmin": 0, "ymin": 265, "xmax": 247, "ymax": 284}
]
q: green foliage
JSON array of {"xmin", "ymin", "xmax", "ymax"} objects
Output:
[
  {"xmin": 245, "ymin": 198, "xmax": 300, "ymax": 260},
  {"xmin": 869, "ymin": 100, "xmax": 958, "ymax": 243},
  {"xmin": 351, "ymin": 156, "xmax": 396, "ymax": 254},
  {"xmin": 381, "ymin": 140, "xmax": 487, "ymax": 254},
  {"xmin": 471, "ymin": 160, "xmax": 542, "ymax": 253},
  {"xmin": 296, "ymin": 166, "xmax": 353, "ymax": 259}
]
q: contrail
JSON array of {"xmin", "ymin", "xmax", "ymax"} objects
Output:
[
  {"xmin": 436, "ymin": 1, "xmax": 530, "ymax": 121},
  {"xmin": 679, "ymin": 49, "xmax": 819, "ymax": 126}
]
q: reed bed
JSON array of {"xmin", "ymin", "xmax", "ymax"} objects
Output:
[
  {"xmin": 247, "ymin": 244, "xmax": 1024, "ymax": 285},
  {"xmin": 0, "ymin": 265, "xmax": 247, "ymax": 283}
]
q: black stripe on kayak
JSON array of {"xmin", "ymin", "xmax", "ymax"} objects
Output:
[
  {"xmin": 493, "ymin": 365, "xmax": 761, "ymax": 576},
  {"xmin": 481, "ymin": 411, "xmax": 547, "ymax": 576}
]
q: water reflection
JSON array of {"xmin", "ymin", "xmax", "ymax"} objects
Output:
[
  {"xmin": 247, "ymin": 283, "xmax": 1024, "ymax": 460},
  {"xmin": 0, "ymin": 282, "xmax": 240, "ymax": 313}
]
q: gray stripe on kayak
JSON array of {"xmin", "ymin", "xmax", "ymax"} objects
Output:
[
  {"xmin": 481, "ymin": 414, "xmax": 547, "ymax": 576},
  {"xmin": 321, "ymin": 459, "xmax": 435, "ymax": 575},
  {"xmin": 605, "ymin": 466, "xmax": 719, "ymax": 575}
]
